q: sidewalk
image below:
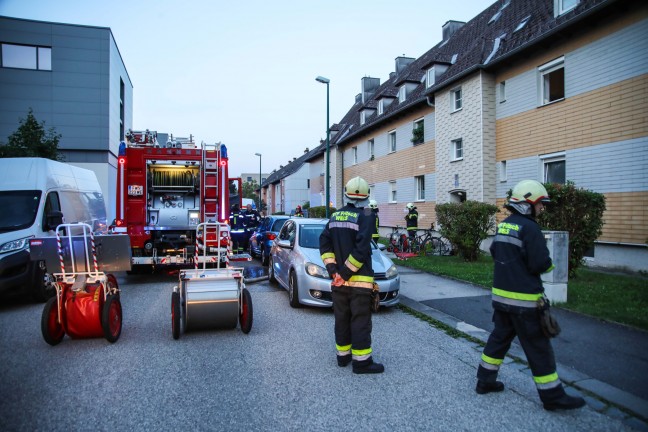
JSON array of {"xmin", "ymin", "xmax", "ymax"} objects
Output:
[{"xmin": 394, "ymin": 262, "xmax": 648, "ymax": 430}]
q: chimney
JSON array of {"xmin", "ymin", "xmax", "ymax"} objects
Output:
[
  {"xmin": 361, "ymin": 76, "xmax": 380, "ymax": 103},
  {"xmin": 442, "ymin": 20, "xmax": 465, "ymax": 41},
  {"xmin": 304, "ymin": 147, "xmax": 309, "ymax": 153},
  {"xmin": 355, "ymin": 93, "xmax": 362, "ymax": 104},
  {"xmin": 395, "ymin": 56, "xmax": 415, "ymax": 75}
]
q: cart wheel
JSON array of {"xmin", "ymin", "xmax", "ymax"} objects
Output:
[
  {"xmin": 41, "ymin": 296, "xmax": 64, "ymax": 346},
  {"xmin": 102, "ymin": 294, "xmax": 122, "ymax": 343},
  {"xmin": 171, "ymin": 291, "xmax": 181, "ymax": 340},
  {"xmin": 239, "ymin": 288, "xmax": 253, "ymax": 334}
]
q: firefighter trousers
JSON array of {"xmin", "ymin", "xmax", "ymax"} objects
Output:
[
  {"xmin": 477, "ymin": 307, "xmax": 565, "ymax": 402},
  {"xmin": 331, "ymin": 285, "xmax": 373, "ymax": 360}
]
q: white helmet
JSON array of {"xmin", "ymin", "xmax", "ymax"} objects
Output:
[
  {"xmin": 509, "ymin": 180, "xmax": 550, "ymax": 205},
  {"xmin": 406, "ymin": 203, "xmax": 415, "ymax": 210},
  {"xmin": 368, "ymin": 199, "xmax": 378, "ymax": 209},
  {"xmin": 344, "ymin": 177, "xmax": 370, "ymax": 201}
]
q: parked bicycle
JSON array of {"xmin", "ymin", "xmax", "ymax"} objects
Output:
[
  {"xmin": 387, "ymin": 225, "xmax": 410, "ymax": 253},
  {"xmin": 414, "ymin": 223, "xmax": 451, "ymax": 256}
]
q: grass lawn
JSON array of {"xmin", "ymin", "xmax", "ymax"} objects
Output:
[{"xmin": 392, "ymin": 251, "xmax": 648, "ymax": 331}]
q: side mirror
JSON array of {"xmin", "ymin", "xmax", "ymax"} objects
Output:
[
  {"xmin": 276, "ymin": 239, "xmax": 293, "ymax": 249},
  {"xmin": 45, "ymin": 211, "xmax": 64, "ymax": 231}
]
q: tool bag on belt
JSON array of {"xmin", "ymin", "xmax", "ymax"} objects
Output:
[
  {"xmin": 537, "ymin": 295, "xmax": 561, "ymax": 338},
  {"xmin": 65, "ymin": 285, "xmax": 105, "ymax": 338}
]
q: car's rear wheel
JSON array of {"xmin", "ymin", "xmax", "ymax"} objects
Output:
[
  {"xmin": 261, "ymin": 246, "xmax": 269, "ymax": 266},
  {"xmin": 288, "ymin": 270, "xmax": 301, "ymax": 308}
]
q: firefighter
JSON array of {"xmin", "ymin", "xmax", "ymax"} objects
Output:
[
  {"xmin": 243, "ymin": 203, "xmax": 261, "ymax": 230},
  {"xmin": 294, "ymin": 205, "xmax": 304, "ymax": 217},
  {"xmin": 405, "ymin": 203, "xmax": 418, "ymax": 241},
  {"xmin": 229, "ymin": 204, "xmax": 247, "ymax": 254},
  {"xmin": 476, "ymin": 180, "xmax": 585, "ymax": 411},
  {"xmin": 369, "ymin": 199, "xmax": 380, "ymax": 242},
  {"xmin": 319, "ymin": 176, "xmax": 384, "ymax": 374}
]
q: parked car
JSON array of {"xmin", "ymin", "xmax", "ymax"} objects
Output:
[
  {"xmin": 248, "ymin": 215, "xmax": 290, "ymax": 266},
  {"xmin": 269, "ymin": 218, "xmax": 400, "ymax": 308}
]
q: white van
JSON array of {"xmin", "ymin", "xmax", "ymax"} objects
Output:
[{"xmin": 0, "ymin": 158, "xmax": 107, "ymax": 301}]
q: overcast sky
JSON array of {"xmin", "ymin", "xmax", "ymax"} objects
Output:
[{"xmin": 1, "ymin": 0, "xmax": 494, "ymax": 176}]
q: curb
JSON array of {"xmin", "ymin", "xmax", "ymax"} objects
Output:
[{"xmin": 398, "ymin": 294, "xmax": 648, "ymax": 427}]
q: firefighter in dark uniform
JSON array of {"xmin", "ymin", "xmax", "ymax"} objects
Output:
[
  {"xmin": 229, "ymin": 204, "xmax": 247, "ymax": 254},
  {"xmin": 405, "ymin": 203, "xmax": 418, "ymax": 241},
  {"xmin": 294, "ymin": 205, "xmax": 304, "ymax": 217},
  {"xmin": 319, "ymin": 177, "xmax": 384, "ymax": 374},
  {"xmin": 243, "ymin": 204, "xmax": 261, "ymax": 230},
  {"xmin": 369, "ymin": 200, "xmax": 380, "ymax": 243},
  {"xmin": 476, "ymin": 179, "xmax": 585, "ymax": 411}
]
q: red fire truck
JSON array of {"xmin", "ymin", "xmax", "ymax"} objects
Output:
[{"xmin": 113, "ymin": 130, "xmax": 241, "ymax": 270}]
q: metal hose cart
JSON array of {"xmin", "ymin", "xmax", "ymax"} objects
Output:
[{"xmin": 171, "ymin": 222, "xmax": 253, "ymax": 339}]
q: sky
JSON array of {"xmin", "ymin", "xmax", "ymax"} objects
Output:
[{"xmin": 0, "ymin": 0, "xmax": 495, "ymax": 177}]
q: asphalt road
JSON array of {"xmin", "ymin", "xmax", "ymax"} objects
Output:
[{"xmin": 0, "ymin": 262, "xmax": 633, "ymax": 431}]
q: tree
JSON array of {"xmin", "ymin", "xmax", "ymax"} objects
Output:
[{"xmin": 0, "ymin": 108, "xmax": 62, "ymax": 160}]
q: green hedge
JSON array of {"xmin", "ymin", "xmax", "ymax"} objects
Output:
[
  {"xmin": 307, "ymin": 206, "xmax": 337, "ymax": 218},
  {"xmin": 436, "ymin": 201, "xmax": 499, "ymax": 262}
]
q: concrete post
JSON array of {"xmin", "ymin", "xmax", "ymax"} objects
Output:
[{"xmin": 541, "ymin": 231, "xmax": 569, "ymax": 303}]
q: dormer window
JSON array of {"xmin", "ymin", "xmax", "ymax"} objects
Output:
[
  {"xmin": 426, "ymin": 67, "xmax": 436, "ymax": 89},
  {"xmin": 360, "ymin": 111, "xmax": 366, "ymax": 125},
  {"xmin": 555, "ymin": 0, "xmax": 579, "ymax": 16},
  {"xmin": 378, "ymin": 99, "xmax": 384, "ymax": 115},
  {"xmin": 398, "ymin": 86, "xmax": 407, "ymax": 103}
]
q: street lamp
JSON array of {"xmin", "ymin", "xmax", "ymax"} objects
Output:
[
  {"xmin": 254, "ymin": 152, "xmax": 262, "ymax": 213},
  {"xmin": 315, "ymin": 75, "xmax": 330, "ymax": 218}
]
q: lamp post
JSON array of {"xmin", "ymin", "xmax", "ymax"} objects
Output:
[
  {"xmin": 315, "ymin": 75, "xmax": 330, "ymax": 218},
  {"xmin": 254, "ymin": 152, "xmax": 262, "ymax": 213}
]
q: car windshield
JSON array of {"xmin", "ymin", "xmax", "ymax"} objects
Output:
[
  {"xmin": 299, "ymin": 224, "xmax": 325, "ymax": 249},
  {"xmin": 271, "ymin": 219, "xmax": 288, "ymax": 232},
  {"xmin": 0, "ymin": 190, "xmax": 42, "ymax": 233}
]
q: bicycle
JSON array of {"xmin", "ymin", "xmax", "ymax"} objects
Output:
[{"xmin": 414, "ymin": 223, "xmax": 451, "ymax": 256}]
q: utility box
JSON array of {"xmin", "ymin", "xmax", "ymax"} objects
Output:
[{"xmin": 541, "ymin": 231, "xmax": 569, "ymax": 303}]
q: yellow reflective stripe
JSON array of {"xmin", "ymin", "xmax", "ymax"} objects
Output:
[
  {"xmin": 336, "ymin": 344, "xmax": 351, "ymax": 352},
  {"xmin": 543, "ymin": 264, "xmax": 555, "ymax": 274},
  {"xmin": 322, "ymin": 253, "xmax": 336, "ymax": 260},
  {"xmin": 352, "ymin": 347, "xmax": 372, "ymax": 356},
  {"xmin": 347, "ymin": 254, "xmax": 363, "ymax": 270},
  {"xmin": 533, "ymin": 372, "xmax": 559, "ymax": 384},
  {"xmin": 349, "ymin": 275, "xmax": 374, "ymax": 283},
  {"xmin": 481, "ymin": 354, "xmax": 503, "ymax": 366},
  {"xmin": 492, "ymin": 287, "xmax": 542, "ymax": 302}
]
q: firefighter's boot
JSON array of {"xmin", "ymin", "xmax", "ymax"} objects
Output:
[
  {"xmin": 543, "ymin": 394, "xmax": 586, "ymax": 411},
  {"xmin": 337, "ymin": 354, "xmax": 352, "ymax": 367},
  {"xmin": 476, "ymin": 380, "xmax": 505, "ymax": 394},
  {"xmin": 352, "ymin": 358, "xmax": 384, "ymax": 374}
]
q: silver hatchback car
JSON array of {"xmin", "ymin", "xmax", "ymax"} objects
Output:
[{"xmin": 269, "ymin": 218, "xmax": 400, "ymax": 308}]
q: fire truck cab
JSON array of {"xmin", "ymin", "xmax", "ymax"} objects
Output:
[{"xmin": 114, "ymin": 130, "xmax": 237, "ymax": 269}]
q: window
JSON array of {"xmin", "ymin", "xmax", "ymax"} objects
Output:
[
  {"xmin": 555, "ymin": 0, "xmax": 579, "ymax": 16},
  {"xmin": 539, "ymin": 57, "xmax": 565, "ymax": 105},
  {"xmin": 499, "ymin": 161, "xmax": 507, "ymax": 182},
  {"xmin": 388, "ymin": 130, "xmax": 396, "ymax": 153},
  {"xmin": 398, "ymin": 86, "xmax": 407, "ymax": 103},
  {"xmin": 307, "ymin": 179, "xmax": 310, "ymax": 188},
  {"xmin": 352, "ymin": 146, "xmax": 358, "ymax": 165},
  {"xmin": 360, "ymin": 111, "xmax": 366, "ymax": 125},
  {"xmin": 415, "ymin": 176, "xmax": 425, "ymax": 201},
  {"xmin": 514, "ymin": 15, "xmax": 532, "ymax": 33},
  {"xmin": 389, "ymin": 181, "xmax": 397, "ymax": 202},
  {"xmin": 368, "ymin": 139, "xmax": 375, "ymax": 160},
  {"xmin": 369, "ymin": 185, "xmax": 375, "ymax": 200},
  {"xmin": 542, "ymin": 154, "xmax": 566, "ymax": 184},
  {"xmin": 412, "ymin": 118, "xmax": 424, "ymax": 145},
  {"xmin": 499, "ymin": 81, "xmax": 506, "ymax": 102},
  {"xmin": 451, "ymin": 87, "xmax": 462, "ymax": 111},
  {"xmin": 247, "ymin": 176, "xmax": 253, "ymax": 182},
  {"xmin": 378, "ymin": 100, "xmax": 384, "ymax": 115},
  {"xmin": 451, "ymin": 139, "xmax": 463, "ymax": 161},
  {"xmin": 426, "ymin": 67, "xmax": 436, "ymax": 88},
  {"xmin": 1, "ymin": 44, "xmax": 51, "ymax": 70}
]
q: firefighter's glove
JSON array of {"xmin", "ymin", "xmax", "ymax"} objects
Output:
[
  {"xmin": 338, "ymin": 266, "xmax": 353, "ymax": 282},
  {"xmin": 331, "ymin": 274, "xmax": 345, "ymax": 287},
  {"xmin": 325, "ymin": 263, "xmax": 337, "ymax": 279},
  {"xmin": 537, "ymin": 295, "xmax": 561, "ymax": 338}
]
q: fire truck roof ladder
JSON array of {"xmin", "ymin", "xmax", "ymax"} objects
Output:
[{"xmin": 201, "ymin": 143, "xmax": 220, "ymax": 223}]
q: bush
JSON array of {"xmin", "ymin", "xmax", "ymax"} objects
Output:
[
  {"xmin": 307, "ymin": 206, "xmax": 337, "ymax": 218},
  {"xmin": 436, "ymin": 201, "xmax": 499, "ymax": 261},
  {"xmin": 537, "ymin": 182, "xmax": 606, "ymax": 276},
  {"xmin": 273, "ymin": 211, "xmax": 286, "ymax": 215}
]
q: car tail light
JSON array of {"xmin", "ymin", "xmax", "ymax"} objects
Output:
[{"xmin": 265, "ymin": 233, "xmax": 276, "ymax": 240}]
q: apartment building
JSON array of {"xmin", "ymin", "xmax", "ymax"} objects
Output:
[
  {"xmin": 0, "ymin": 16, "xmax": 133, "ymax": 223},
  {"xmin": 331, "ymin": 0, "xmax": 647, "ymax": 271}
]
